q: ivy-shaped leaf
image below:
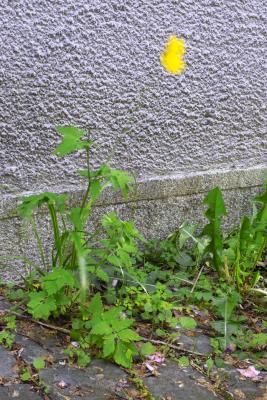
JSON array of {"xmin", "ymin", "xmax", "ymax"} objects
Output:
[
  {"xmin": 54, "ymin": 126, "xmax": 93, "ymax": 156},
  {"xmin": 18, "ymin": 192, "xmax": 68, "ymax": 218}
]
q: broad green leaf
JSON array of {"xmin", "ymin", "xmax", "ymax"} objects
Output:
[
  {"xmin": 178, "ymin": 356, "xmax": 190, "ymax": 367},
  {"xmin": 117, "ymin": 329, "xmax": 141, "ymax": 342},
  {"xmin": 90, "ymin": 321, "xmax": 113, "ymax": 336},
  {"xmin": 206, "ymin": 358, "xmax": 214, "ymax": 374},
  {"xmin": 114, "ymin": 342, "xmax": 132, "ymax": 368},
  {"xmin": 214, "ymin": 357, "xmax": 225, "ymax": 368},
  {"xmin": 103, "ymin": 335, "xmax": 115, "ymax": 357},
  {"xmin": 28, "ymin": 292, "xmax": 57, "ymax": 320},
  {"xmin": 179, "ymin": 316, "xmax": 197, "ymax": 330},
  {"xmin": 213, "ymin": 291, "xmax": 240, "ymax": 320},
  {"xmin": 179, "ymin": 223, "xmax": 197, "ymax": 249},
  {"xmin": 89, "ymin": 179, "xmax": 103, "ymax": 201},
  {"xmin": 103, "ymin": 306, "xmax": 122, "ymax": 323},
  {"xmin": 43, "ymin": 269, "xmax": 77, "ymax": 295},
  {"xmin": 69, "ymin": 208, "xmax": 83, "ymax": 231},
  {"xmin": 33, "ymin": 357, "xmax": 45, "ymax": 370},
  {"xmin": 140, "ymin": 342, "xmax": 156, "ymax": 356},
  {"xmin": 249, "ymin": 333, "xmax": 267, "ymax": 348},
  {"xmin": 110, "ymin": 317, "xmax": 133, "ymax": 332},
  {"xmin": 77, "ymin": 351, "xmax": 91, "ymax": 367},
  {"xmin": 54, "ymin": 126, "xmax": 92, "ymax": 156},
  {"xmin": 18, "ymin": 192, "xmax": 68, "ymax": 218},
  {"xmin": 20, "ymin": 369, "xmax": 32, "ymax": 382},
  {"xmin": 87, "ymin": 293, "xmax": 103, "ymax": 316}
]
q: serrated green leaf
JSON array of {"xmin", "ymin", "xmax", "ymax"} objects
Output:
[
  {"xmin": 42, "ymin": 268, "xmax": 77, "ymax": 295},
  {"xmin": 28, "ymin": 292, "xmax": 57, "ymax": 320},
  {"xmin": 110, "ymin": 318, "xmax": 133, "ymax": 332},
  {"xmin": 87, "ymin": 293, "xmax": 103, "ymax": 316},
  {"xmin": 95, "ymin": 268, "xmax": 109, "ymax": 283},
  {"xmin": 114, "ymin": 342, "xmax": 132, "ymax": 368},
  {"xmin": 91, "ymin": 321, "xmax": 112, "ymax": 336},
  {"xmin": 117, "ymin": 329, "xmax": 141, "ymax": 342},
  {"xmin": 103, "ymin": 335, "xmax": 115, "ymax": 357}
]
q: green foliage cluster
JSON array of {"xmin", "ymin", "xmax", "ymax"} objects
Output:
[
  {"xmin": 0, "ymin": 315, "xmax": 16, "ymax": 349},
  {"xmin": 118, "ymin": 283, "xmax": 177, "ymax": 327},
  {"xmin": 1, "ymin": 125, "xmax": 266, "ymax": 369}
]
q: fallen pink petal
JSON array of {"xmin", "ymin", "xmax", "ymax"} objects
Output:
[
  {"xmin": 237, "ymin": 366, "xmax": 261, "ymax": 379},
  {"xmin": 147, "ymin": 353, "xmax": 165, "ymax": 364},
  {"xmin": 144, "ymin": 362, "xmax": 155, "ymax": 372}
]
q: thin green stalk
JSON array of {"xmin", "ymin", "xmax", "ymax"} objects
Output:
[
  {"xmin": 224, "ymin": 299, "xmax": 228, "ymax": 350},
  {"xmin": 69, "ymin": 147, "xmax": 92, "ymax": 270},
  {"xmin": 48, "ymin": 203, "xmax": 62, "ymax": 266},
  {"xmin": 30, "ymin": 217, "xmax": 47, "ymax": 271},
  {"xmin": 80, "ymin": 146, "xmax": 91, "ymax": 216}
]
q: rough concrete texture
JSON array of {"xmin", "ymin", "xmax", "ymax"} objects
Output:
[
  {"xmin": 1, "ymin": 0, "xmax": 266, "ymax": 191},
  {"xmin": 0, "ymin": 1, "xmax": 266, "ymax": 268}
]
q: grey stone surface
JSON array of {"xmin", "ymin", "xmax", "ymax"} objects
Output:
[
  {"xmin": 15, "ymin": 334, "xmax": 56, "ymax": 364},
  {"xmin": 0, "ymin": 296, "xmax": 14, "ymax": 312},
  {"xmin": 177, "ymin": 332, "xmax": 213, "ymax": 354},
  {"xmin": 143, "ymin": 361, "xmax": 221, "ymax": 399},
  {"xmin": 0, "ymin": 385, "xmax": 43, "ymax": 400},
  {"xmin": 0, "ymin": 346, "xmax": 18, "ymax": 379},
  {"xmin": 39, "ymin": 359, "xmax": 131, "ymax": 400},
  {"xmin": 223, "ymin": 368, "xmax": 267, "ymax": 400},
  {"xmin": 1, "ymin": 322, "xmax": 266, "ymax": 400}
]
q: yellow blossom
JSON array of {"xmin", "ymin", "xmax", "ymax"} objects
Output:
[{"xmin": 160, "ymin": 35, "xmax": 186, "ymax": 74}]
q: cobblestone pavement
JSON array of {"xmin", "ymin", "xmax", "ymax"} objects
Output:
[{"xmin": 0, "ymin": 297, "xmax": 266, "ymax": 400}]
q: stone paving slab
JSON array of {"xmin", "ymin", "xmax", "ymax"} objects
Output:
[
  {"xmin": 143, "ymin": 361, "xmax": 221, "ymax": 400},
  {"xmin": 15, "ymin": 334, "xmax": 53, "ymax": 364},
  {"xmin": 0, "ymin": 384, "xmax": 43, "ymax": 399},
  {"xmin": 39, "ymin": 359, "xmax": 131, "ymax": 400},
  {"xmin": 0, "ymin": 346, "xmax": 18, "ymax": 379},
  {"xmin": 0, "ymin": 296, "xmax": 267, "ymax": 400},
  {"xmin": 223, "ymin": 368, "xmax": 267, "ymax": 400},
  {"xmin": 178, "ymin": 332, "xmax": 213, "ymax": 354}
]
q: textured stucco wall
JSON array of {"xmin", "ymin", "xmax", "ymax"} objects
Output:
[{"xmin": 0, "ymin": 0, "xmax": 267, "ymax": 276}]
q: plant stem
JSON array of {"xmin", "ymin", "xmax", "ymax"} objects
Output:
[
  {"xmin": 31, "ymin": 217, "xmax": 47, "ymax": 271},
  {"xmin": 48, "ymin": 203, "xmax": 62, "ymax": 266}
]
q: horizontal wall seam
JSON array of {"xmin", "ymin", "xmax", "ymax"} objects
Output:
[{"xmin": 0, "ymin": 165, "xmax": 266, "ymax": 220}]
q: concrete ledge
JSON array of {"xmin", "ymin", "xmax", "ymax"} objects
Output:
[
  {"xmin": 1, "ymin": 164, "xmax": 266, "ymax": 219},
  {"xmin": 0, "ymin": 165, "xmax": 266, "ymax": 280}
]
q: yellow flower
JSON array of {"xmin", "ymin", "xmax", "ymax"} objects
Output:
[{"xmin": 160, "ymin": 35, "xmax": 186, "ymax": 74}]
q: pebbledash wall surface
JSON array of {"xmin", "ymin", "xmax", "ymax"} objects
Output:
[{"xmin": 0, "ymin": 1, "xmax": 266, "ymax": 278}]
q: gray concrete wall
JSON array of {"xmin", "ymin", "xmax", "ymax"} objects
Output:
[{"xmin": 0, "ymin": 0, "xmax": 266, "ymax": 277}]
